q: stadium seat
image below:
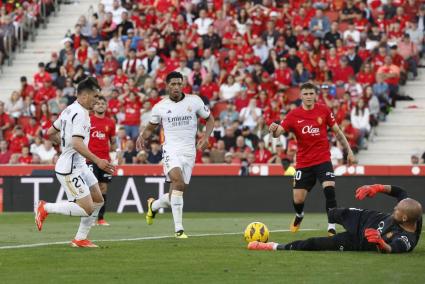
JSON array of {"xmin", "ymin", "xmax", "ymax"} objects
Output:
[{"xmin": 325, "ymin": 11, "xmax": 339, "ymax": 22}]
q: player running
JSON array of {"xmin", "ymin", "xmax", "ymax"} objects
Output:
[
  {"xmin": 269, "ymin": 82, "xmax": 355, "ymax": 236},
  {"xmin": 88, "ymin": 96, "xmax": 116, "ymax": 226},
  {"xmin": 248, "ymin": 184, "xmax": 422, "ymax": 253},
  {"xmin": 35, "ymin": 77, "xmax": 115, "ymax": 248},
  {"xmin": 136, "ymin": 71, "xmax": 214, "ymax": 238}
]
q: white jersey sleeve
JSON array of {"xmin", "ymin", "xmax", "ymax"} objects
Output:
[
  {"xmin": 194, "ymin": 96, "xmax": 211, "ymax": 119},
  {"xmin": 53, "ymin": 117, "xmax": 61, "ymax": 131},
  {"xmin": 150, "ymin": 104, "xmax": 162, "ymax": 125},
  {"xmin": 71, "ymin": 111, "xmax": 88, "ymax": 138}
]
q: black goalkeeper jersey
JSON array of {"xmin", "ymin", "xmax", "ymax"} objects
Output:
[{"xmin": 357, "ymin": 209, "xmax": 422, "ymax": 253}]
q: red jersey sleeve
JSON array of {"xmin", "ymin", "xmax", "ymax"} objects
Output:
[
  {"xmin": 326, "ymin": 106, "xmax": 336, "ymax": 128},
  {"xmin": 110, "ymin": 120, "xmax": 116, "ymax": 138},
  {"xmin": 280, "ymin": 116, "xmax": 292, "ymax": 132}
]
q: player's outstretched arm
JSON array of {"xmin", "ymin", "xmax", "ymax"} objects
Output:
[
  {"xmin": 47, "ymin": 126, "xmax": 61, "ymax": 146},
  {"xmin": 269, "ymin": 122, "xmax": 285, "ymax": 138},
  {"xmin": 72, "ymin": 136, "xmax": 115, "ymax": 174},
  {"xmin": 136, "ymin": 122, "xmax": 158, "ymax": 151},
  {"xmin": 356, "ymin": 184, "xmax": 408, "ymax": 201},
  {"xmin": 332, "ymin": 124, "xmax": 355, "ymax": 165}
]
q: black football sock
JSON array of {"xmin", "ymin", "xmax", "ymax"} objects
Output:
[
  {"xmin": 323, "ymin": 186, "xmax": 337, "ymax": 223},
  {"xmin": 98, "ymin": 194, "xmax": 107, "ymax": 220}
]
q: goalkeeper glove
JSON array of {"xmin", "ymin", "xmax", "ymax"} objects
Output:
[
  {"xmin": 364, "ymin": 228, "xmax": 387, "ymax": 250},
  {"xmin": 355, "ymin": 184, "xmax": 385, "ymax": 200}
]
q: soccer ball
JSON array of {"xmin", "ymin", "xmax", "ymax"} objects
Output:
[{"xmin": 244, "ymin": 222, "xmax": 269, "ymax": 243}]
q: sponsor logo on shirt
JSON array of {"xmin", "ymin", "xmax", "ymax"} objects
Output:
[
  {"xmin": 167, "ymin": 115, "xmax": 193, "ymax": 127},
  {"xmin": 92, "ymin": 130, "xmax": 106, "ymax": 139},
  {"xmin": 301, "ymin": 125, "xmax": 320, "ymax": 136}
]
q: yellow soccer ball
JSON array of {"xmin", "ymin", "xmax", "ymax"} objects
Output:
[{"xmin": 244, "ymin": 222, "xmax": 269, "ymax": 243}]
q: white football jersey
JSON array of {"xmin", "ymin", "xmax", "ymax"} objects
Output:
[
  {"xmin": 150, "ymin": 94, "xmax": 210, "ymax": 156},
  {"xmin": 53, "ymin": 101, "xmax": 91, "ymax": 175}
]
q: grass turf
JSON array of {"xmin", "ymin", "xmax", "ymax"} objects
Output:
[{"xmin": 0, "ymin": 212, "xmax": 424, "ymax": 284}]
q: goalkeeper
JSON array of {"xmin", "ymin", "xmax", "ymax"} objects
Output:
[{"xmin": 248, "ymin": 185, "xmax": 422, "ymax": 253}]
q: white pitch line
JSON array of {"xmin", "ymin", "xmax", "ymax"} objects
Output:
[{"xmin": 0, "ymin": 229, "xmax": 319, "ymax": 250}]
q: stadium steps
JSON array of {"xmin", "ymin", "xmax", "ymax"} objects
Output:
[
  {"xmin": 0, "ymin": 0, "xmax": 96, "ymax": 102},
  {"xmin": 358, "ymin": 69, "xmax": 425, "ymax": 165}
]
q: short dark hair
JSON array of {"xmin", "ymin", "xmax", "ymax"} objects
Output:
[
  {"xmin": 77, "ymin": 77, "xmax": 101, "ymax": 95},
  {"xmin": 300, "ymin": 82, "xmax": 318, "ymax": 93},
  {"xmin": 166, "ymin": 71, "xmax": 183, "ymax": 83},
  {"xmin": 97, "ymin": 95, "xmax": 107, "ymax": 102}
]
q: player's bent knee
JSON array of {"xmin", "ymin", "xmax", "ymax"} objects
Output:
[{"xmin": 173, "ymin": 181, "xmax": 186, "ymax": 192}]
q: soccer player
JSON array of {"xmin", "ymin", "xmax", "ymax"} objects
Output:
[
  {"xmin": 136, "ymin": 71, "xmax": 214, "ymax": 238},
  {"xmin": 35, "ymin": 77, "xmax": 115, "ymax": 248},
  {"xmin": 88, "ymin": 96, "xmax": 116, "ymax": 226},
  {"xmin": 269, "ymin": 82, "xmax": 355, "ymax": 236},
  {"xmin": 248, "ymin": 184, "xmax": 422, "ymax": 253}
]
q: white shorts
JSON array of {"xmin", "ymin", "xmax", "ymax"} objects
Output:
[
  {"xmin": 163, "ymin": 152, "xmax": 195, "ymax": 184},
  {"xmin": 56, "ymin": 164, "xmax": 98, "ymax": 201}
]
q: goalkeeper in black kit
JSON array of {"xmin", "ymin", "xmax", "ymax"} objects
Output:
[{"xmin": 248, "ymin": 184, "xmax": 422, "ymax": 253}]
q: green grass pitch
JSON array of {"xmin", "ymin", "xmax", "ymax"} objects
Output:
[{"xmin": 0, "ymin": 212, "xmax": 424, "ymax": 284}]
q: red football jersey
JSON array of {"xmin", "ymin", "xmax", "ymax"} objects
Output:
[
  {"xmin": 88, "ymin": 115, "xmax": 116, "ymax": 161},
  {"xmin": 280, "ymin": 103, "xmax": 336, "ymax": 169}
]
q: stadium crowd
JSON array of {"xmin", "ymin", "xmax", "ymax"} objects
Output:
[{"xmin": 0, "ymin": 0, "xmax": 424, "ymax": 169}]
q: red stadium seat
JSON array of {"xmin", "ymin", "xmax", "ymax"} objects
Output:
[
  {"xmin": 325, "ymin": 11, "xmax": 339, "ymax": 22},
  {"xmin": 339, "ymin": 22, "xmax": 349, "ymax": 32},
  {"xmin": 286, "ymin": 87, "xmax": 300, "ymax": 103},
  {"xmin": 211, "ymin": 101, "xmax": 228, "ymax": 118}
]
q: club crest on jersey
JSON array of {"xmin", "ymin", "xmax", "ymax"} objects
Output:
[
  {"xmin": 187, "ymin": 106, "xmax": 192, "ymax": 112},
  {"xmin": 317, "ymin": 117, "xmax": 323, "ymax": 125}
]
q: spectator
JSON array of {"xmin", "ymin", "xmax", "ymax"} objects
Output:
[
  {"xmin": 309, "ymin": 9, "xmax": 331, "ymax": 38},
  {"xmin": 24, "ymin": 117, "xmax": 42, "ymax": 142},
  {"xmin": 0, "ymin": 101, "xmax": 11, "ymax": 140},
  {"xmin": 292, "ymin": 62, "xmax": 311, "ymax": 86},
  {"xmin": 324, "ymin": 22, "xmax": 341, "ymax": 48},
  {"xmin": 239, "ymin": 99, "xmax": 262, "ymax": 130},
  {"xmin": 194, "ymin": 9, "xmax": 213, "ymax": 36},
  {"xmin": 254, "ymin": 140, "xmax": 272, "ymax": 164},
  {"xmin": 224, "ymin": 152, "xmax": 233, "ymax": 164},
  {"xmin": 219, "ymin": 75, "xmax": 241, "ymax": 101},
  {"xmin": 343, "ymin": 21, "xmax": 361, "ymax": 45},
  {"xmin": 8, "ymin": 126, "xmax": 29, "ymax": 154},
  {"xmin": 115, "ymin": 126, "xmax": 129, "ymax": 151},
  {"xmin": 147, "ymin": 140, "xmax": 162, "ymax": 164},
  {"xmin": 210, "ymin": 140, "xmax": 226, "ymax": 163},
  {"xmin": 119, "ymin": 140, "xmax": 138, "ymax": 164},
  {"xmin": 351, "ymin": 99, "xmax": 371, "ymax": 149},
  {"xmin": 376, "ymin": 56, "xmax": 400, "ymax": 105},
  {"xmin": 411, "ymin": 153, "xmax": 420, "ymax": 165},
  {"xmin": 5, "ymin": 91, "xmax": 23, "ymax": 120},
  {"xmin": 46, "ymin": 52, "xmax": 62, "ymax": 81},
  {"xmin": 18, "ymin": 146, "xmax": 32, "ymax": 164},
  {"xmin": 222, "ymin": 127, "xmax": 236, "ymax": 151},
  {"xmin": 135, "ymin": 150, "xmax": 149, "ymax": 164},
  {"xmin": 346, "ymin": 46, "xmax": 363, "ymax": 74},
  {"xmin": 19, "ymin": 76, "xmax": 35, "ymax": 99},
  {"xmin": 141, "ymin": 47, "xmax": 160, "ymax": 77},
  {"xmin": 36, "ymin": 139, "xmax": 57, "ymax": 164},
  {"xmin": 33, "ymin": 62, "xmax": 52, "ymax": 90},
  {"xmin": 121, "ymin": 91, "xmax": 141, "ymax": 140},
  {"xmin": 397, "ymin": 33, "xmax": 418, "ymax": 79},
  {"xmin": 0, "ymin": 140, "xmax": 12, "ymax": 164}
]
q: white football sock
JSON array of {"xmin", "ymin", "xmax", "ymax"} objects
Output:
[
  {"xmin": 75, "ymin": 202, "xmax": 103, "ymax": 241},
  {"xmin": 328, "ymin": 223, "xmax": 336, "ymax": 230},
  {"xmin": 44, "ymin": 202, "xmax": 89, "ymax": 217},
  {"xmin": 170, "ymin": 191, "xmax": 184, "ymax": 232},
  {"xmin": 152, "ymin": 193, "xmax": 170, "ymax": 212}
]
